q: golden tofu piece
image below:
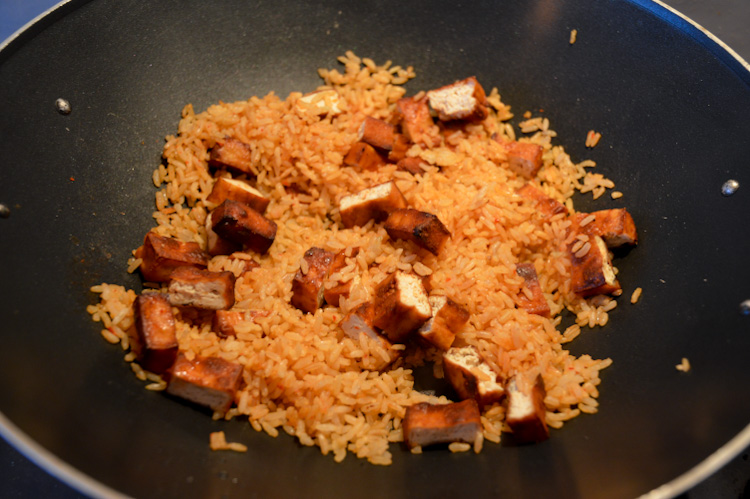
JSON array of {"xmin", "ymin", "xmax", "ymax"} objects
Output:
[
  {"xmin": 135, "ymin": 231, "xmax": 209, "ymax": 283},
  {"xmin": 516, "ymin": 183, "xmax": 569, "ymax": 218},
  {"xmin": 505, "ymin": 374, "xmax": 549, "ymax": 444},
  {"xmin": 205, "ymin": 212, "xmax": 241, "ymax": 257},
  {"xmin": 498, "ymin": 139, "xmax": 544, "ymax": 179},
  {"xmin": 514, "ymin": 263, "xmax": 550, "ymax": 317},
  {"xmin": 210, "ymin": 199, "xmax": 277, "ymax": 254},
  {"xmin": 396, "ymin": 96, "xmax": 439, "ymax": 147},
  {"xmin": 443, "ymin": 346, "xmax": 505, "ymax": 408},
  {"xmin": 372, "ymin": 272, "xmax": 432, "ymax": 343},
  {"xmin": 417, "ymin": 296, "xmax": 469, "ymax": 351},
  {"xmin": 291, "ymin": 247, "xmax": 335, "ymax": 314},
  {"xmin": 206, "ymin": 177, "xmax": 270, "ymax": 214},
  {"xmin": 569, "ymin": 235, "xmax": 620, "ymax": 297},
  {"xmin": 212, "ymin": 309, "xmax": 269, "ymax": 338},
  {"xmin": 343, "ymin": 142, "xmax": 386, "ymax": 171},
  {"xmin": 339, "ymin": 181, "xmax": 408, "ymax": 228},
  {"xmin": 166, "ymin": 353, "xmax": 243, "ymax": 413},
  {"xmin": 575, "ymin": 208, "xmax": 638, "ymax": 248},
  {"xmin": 208, "ymin": 138, "xmax": 255, "ymax": 176},
  {"xmin": 168, "ymin": 267, "xmax": 236, "ymax": 311},
  {"xmin": 357, "ymin": 116, "xmax": 396, "ymax": 151},
  {"xmin": 340, "ymin": 302, "xmax": 401, "ymax": 370},
  {"xmin": 403, "ymin": 400, "xmax": 482, "ymax": 449},
  {"xmin": 384, "ymin": 208, "xmax": 451, "ymax": 255},
  {"xmin": 133, "ymin": 293, "xmax": 178, "ymax": 374},
  {"xmin": 427, "ymin": 76, "xmax": 489, "ymax": 122},
  {"xmin": 323, "ymin": 248, "xmax": 360, "ymax": 307}
]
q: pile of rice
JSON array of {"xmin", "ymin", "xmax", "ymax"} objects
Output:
[{"xmin": 87, "ymin": 52, "xmax": 619, "ymax": 465}]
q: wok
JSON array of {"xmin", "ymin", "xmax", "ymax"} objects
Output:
[{"xmin": 1, "ymin": 0, "xmax": 749, "ymax": 497}]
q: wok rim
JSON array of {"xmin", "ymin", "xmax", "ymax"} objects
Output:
[{"xmin": 1, "ymin": 0, "xmax": 748, "ymax": 497}]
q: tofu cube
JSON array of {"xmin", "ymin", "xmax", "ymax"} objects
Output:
[
  {"xmin": 388, "ymin": 134, "xmax": 411, "ymax": 163},
  {"xmin": 427, "ymin": 76, "xmax": 489, "ymax": 122},
  {"xmin": 212, "ymin": 309, "xmax": 269, "ymax": 338},
  {"xmin": 343, "ymin": 142, "xmax": 386, "ymax": 171},
  {"xmin": 210, "ymin": 199, "xmax": 277, "ymax": 254},
  {"xmin": 340, "ymin": 302, "xmax": 400, "ymax": 370},
  {"xmin": 514, "ymin": 263, "xmax": 551, "ymax": 317},
  {"xmin": 505, "ymin": 374, "xmax": 549, "ymax": 444},
  {"xmin": 396, "ymin": 96, "xmax": 439, "ymax": 147},
  {"xmin": 135, "ymin": 231, "xmax": 209, "ymax": 283},
  {"xmin": 206, "ymin": 177, "xmax": 270, "ymax": 214},
  {"xmin": 357, "ymin": 116, "xmax": 397, "ymax": 151},
  {"xmin": 403, "ymin": 400, "xmax": 482, "ymax": 449},
  {"xmin": 384, "ymin": 208, "xmax": 451, "ymax": 255},
  {"xmin": 443, "ymin": 346, "xmax": 505, "ymax": 408},
  {"xmin": 291, "ymin": 247, "xmax": 335, "ymax": 314},
  {"xmin": 168, "ymin": 267, "xmax": 236, "ymax": 310},
  {"xmin": 498, "ymin": 139, "xmax": 544, "ymax": 179},
  {"xmin": 569, "ymin": 235, "xmax": 621, "ymax": 297},
  {"xmin": 372, "ymin": 272, "xmax": 432, "ymax": 343},
  {"xmin": 208, "ymin": 138, "xmax": 255, "ymax": 176},
  {"xmin": 323, "ymin": 247, "xmax": 360, "ymax": 307},
  {"xmin": 576, "ymin": 208, "xmax": 638, "ymax": 248},
  {"xmin": 396, "ymin": 157, "xmax": 428, "ymax": 175},
  {"xmin": 516, "ymin": 183, "xmax": 569, "ymax": 218},
  {"xmin": 417, "ymin": 296, "xmax": 470, "ymax": 350},
  {"xmin": 166, "ymin": 353, "xmax": 243, "ymax": 413},
  {"xmin": 339, "ymin": 181, "xmax": 408, "ymax": 228},
  {"xmin": 133, "ymin": 293, "xmax": 178, "ymax": 374},
  {"xmin": 205, "ymin": 212, "xmax": 241, "ymax": 257}
]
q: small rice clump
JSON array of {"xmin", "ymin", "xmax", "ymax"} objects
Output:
[{"xmin": 87, "ymin": 52, "xmax": 621, "ymax": 465}]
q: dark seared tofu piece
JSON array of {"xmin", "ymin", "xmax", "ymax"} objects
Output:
[
  {"xmin": 372, "ymin": 272, "xmax": 432, "ymax": 343},
  {"xmin": 340, "ymin": 302, "xmax": 400, "ymax": 370},
  {"xmin": 205, "ymin": 212, "xmax": 241, "ymax": 257},
  {"xmin": 403, "ymin": 400, "xmax": 482, "ymax": 449},
  {"xmin": 206, "ymin": 177, "xmax": 270, "ymax": 214},
  {"xmin": 505, "ymin": 374, "xmax": 549, "ymax": 444},
  {"xmin": 323, "ymin": 247, "xmax": 360, "ymax": 307},
  {"xmin": 417, "ymin": 296, "xmax": 469, "ymax": 351},
  {"xmin": 514, "ymin": 263, "xmax": 550, "ymax": 317},
  {"xmin": 208, "ymin": 138, "xmax": 255, "ymax": 176},
  {"xmin": 575, "ymin": 209, "xmax": 638, "ymax": 248},
  {"xmin": 168, "ymin": 267, "xmax": 236, "ymax": 310},
  {"xmin": 210, "ymin": 199, "xmax": 277, "ymax": 254},
  {"xmin": 388, "ymin": 134, "xmax": 411, "ymax": 163},
  {"xmin": 396, "ymin": 96, "xmax": 438, "ymax": 147},
  {"xmin": 133, "ymin": 293, "xmax": 178, "ymax": 374},
  {"xmin": 135, "ymin": 231, "xmax": 209, "ymax": 283},
  {"xmin": 343, "ymin": 142, "xmax": 386, "ymax": 171},
  {"xmin": 427, "ymin": 77, "xmax": 489, "ymax": 122},
  {"xmin": 291, "ymin": 247, "xmax": 335, "ymax": 314},
  {"xmin": 498, "ymin": 139, "xmax": 544, "ymax": 179},
  {"xmin": 384, "ymin": 208, "xmax": 451, "ymax": 255},
  {"xmin": 339, "ymin": 181, "xmax": 408, "ymax": 228},
  {"xmin": 358, "ymin": 116, "xmax": 397, "ymax": 151},
  {"xmin": 166, "ymin": 353, "xmax": 243, "ymax": 413},
  {"xmin": 396, "ymin": 157, "xmax": 428, "ymax": 175},
  {"xmin": 569, "ymin": 235, "xmax": 620, "ymax": 297},
  {"xmin": 443, "ymin": 346, "xmax": 505, "ymax": 408},
  {"xmin": 212, "ymin": 309, "xmax": 269, "ymax": 338},
  {"xmin": 516, "ymin": 183, "xmax": 569, "ymax": 218}
]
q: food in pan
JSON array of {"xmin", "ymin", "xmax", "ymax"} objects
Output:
[{"xmin": 87, "ymin": 52, "xmax": 638, "ymax": 464}]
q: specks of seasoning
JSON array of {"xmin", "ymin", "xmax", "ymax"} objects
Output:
[
  {"xmin": 721, "ymin": 179, "xmax": 739, "ymax": 196},
  {"xmin": 740, "ymin": 300, "xmax": 750, "ymax": 316},
  {"xmin": 56, "ymin": 98, "xmax": 72, "ymax": 115},
  {"xmin": 0, "ymin": 204, "xmax": 10, "ymax": 218}
]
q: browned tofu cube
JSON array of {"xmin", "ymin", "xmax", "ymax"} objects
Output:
[
  {"xmin": 396, "ymin": 157, "xmax": 428, "ymax": 175},
  {"xmin": 323, "ymin": 247, "xmax": 360, "ymax": 307},
  {"xmin": 166, "ymin": 352, "xmax": 243, "ymax": 413},
  {"xmin": 388, "ymin": 134, "xmax": 411, "ymax": 163},
  {"xmin": 417, "ymin": 296, "xmax": 469, "ymax": 350},
  {"xmin": 212, "ymin": 309, "xmax": 269, "ymax": 338},
  {"xmin": 206, "ymin": 177, "xmax": 270, "ymax": 214},
  {"xmin": 372, "ymin": 272, "xmax": 432, "ymax": 343},
  {"xmin": 403, "ymin": 400, "xmax": 482, "ymax": 449},
  {"xmin": 575, "ymin": 208, "xmax": 638, "ymax": 248},
  {"xmin": 343, "ymin": 142, "xmax": 386, "ymax": 171},
  {"xmin": 499, "ymin": 140, "xmax": 544, "ymax": 179},
  {"xmin": 443, "ymin": 346, "xmax": 505, "ymax": 408},
  {"xmin": 427, "ymin": 76, "xmax": 489, "ymax": 122},
  {"xmin": 210, "ymin": 199, "xmax": 277, "ymax": 254},
  {"xmin": 358, "ymin": 116, "xmax": 397, "ymax": 151},
  {"xmin": 296, "ymin": 89, "xmax": 343, "ymax": 116},
  {"xmin": 514, "ymin": 263, "xmax": 551, "ymax": 317},
  {"xmin": 291, "ymin": 247, "xmax": 335, "ymax": 314},
  {"xmin": 396, "ymin": 96, "xmax": 439, "ymax": 147},
  {"xmin": 205, "ymin": 213, "xmax": 241, "ymax": 257},
  {"xmin": 135, "ymin": 232, "xmax": 209, "ymax": 283},
  {"xmin": 384, "ymin": 208, "xmax": 451, "ymax": 256},
  {"xmin": 168, "ymin": 267, "xmax": 236, "ymax": 310},
  {"xmin": 505, "ymin": 374, "xmax": 549, "ymax": 444},
  {"xmin": 340, "ymin": 302, "xmax": 400, "ymax": 370},
  {"xmin": 569, "ymin": 235, "xmax": 620, "ymax": 297},
  {"xmin": 208, "ymin": 138, "xmax": 255, "ymax": 176},
  {"xmin": 133, "ymin": 293, "xmax": 178, "ymax": 374},
  {"xmin": 339, "ymin": 181, "xmax": 408, "ymax": 228},
  {"xmin": 516, "ymin": 183, "xmax": 569, "ymax": 218}
]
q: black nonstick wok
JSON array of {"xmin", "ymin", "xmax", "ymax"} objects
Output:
[{"xmin": 2, "ymin": 0, "xmax": 750, "ymax": 497}]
